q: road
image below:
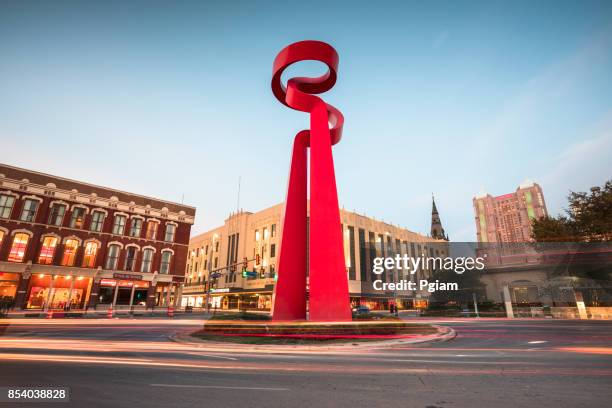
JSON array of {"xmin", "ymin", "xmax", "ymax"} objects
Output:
[{"xmin": 0, "ymin": 317, "xmax": 610, "ymax": 408}]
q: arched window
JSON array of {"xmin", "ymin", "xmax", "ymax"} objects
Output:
[
  {"xmin": 38, "ymin": 236, "xmax": 59, "ymax": 264},
  {"xmin": 160, "ymin": 250, "xmax": 173, "ymax": 274},
  {"xmin": 8, "ymin": 233, "xmax": 30, "ymax": 262},
  {"xmin": 145, "ymin": 220, "xmax": 158, "ymax": 240},
  {"xmin": 0, "ymin": 194, "xmax": 16, "ymax": 219},
  {"xmin": 164, "ymin": 223, "xmax": 177, "ymax": 242},
  {"xmin": 61, "ymin": 239, "xmax": 80, "ymax": 266},
  {"xmin": 112, "ymin": 214, "xmax": 127, "ymax": 235},
  {"xmin": 141, "ymin": 248, "xmax": 154, "ymax": 273},
  {"xmin": 105, "ymin": 244, "xmax": 121, "ymax": 270},
  {"xmin": 0, "ymin": 230, "xmax": 5, "ymax": 249},
  {"xmin": 83, "ymin": 241, "xmax": 99, "ymax": 268},
  {"xmin": 124, "ymin": 246, "xmax": 138, "ymax": 271}
]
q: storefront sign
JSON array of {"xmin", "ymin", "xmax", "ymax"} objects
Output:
[
  {"xmin": 113, "ymin": 273, "xmax": 142, "ymax": 281},
  {"xmin": 210, "ymin": 288, "xmax": 230, "ymax": 293}
]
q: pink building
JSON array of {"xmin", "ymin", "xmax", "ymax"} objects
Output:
[{"xmin": 473, "ymin": 181, "xmax": 548, "ymax": 243}]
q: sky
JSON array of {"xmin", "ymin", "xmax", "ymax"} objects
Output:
[{"xmin": 1, "ymin": 0, "xmax": 611, "ymax": 240}]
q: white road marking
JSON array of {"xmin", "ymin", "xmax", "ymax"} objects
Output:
[
  {"xmin": 150, "ymin": 383, "xmax": 289, "ymax": 391},
  {"xmin": 528, "ymin": 341, "xmax": 548, "ymax": 344}
]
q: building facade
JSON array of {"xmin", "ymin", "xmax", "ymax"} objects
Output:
[
  {"xmin": 473, "ymin": 181, "xmax": 548, "ymax": 243},
  {"xmin": 0, "ymin": 163, "xmax": 195, "ymax": 311},
  {"xmin": 182, "ymin": 203, "xmax": 448, "ymax": 311}
]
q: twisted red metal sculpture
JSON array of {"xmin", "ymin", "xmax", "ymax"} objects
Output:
[{"xmin": 271, "ymin": 40, "xmax": 351, "ymax": 321}]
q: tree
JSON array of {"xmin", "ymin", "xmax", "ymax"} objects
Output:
[{"xmin": 532, "ymin": 179, "xmax": 612, "ymax": 242}]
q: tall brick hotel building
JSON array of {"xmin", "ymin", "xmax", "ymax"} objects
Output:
[{"xmin": 0, "ymin": 163, "xmax": 194, "ymax": 311}]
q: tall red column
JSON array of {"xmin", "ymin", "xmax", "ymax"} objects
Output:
[{"xmin": 271, "ymin": 41, "xmax": 351, "ymax": 321}]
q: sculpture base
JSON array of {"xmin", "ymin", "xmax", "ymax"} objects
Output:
[{"xmin": 195, "ymin": 320, "xmax": 437, "ymax": 341}]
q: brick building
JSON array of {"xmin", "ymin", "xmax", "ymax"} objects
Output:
[
  {"xmin": 473, "ymin": 181, "xmax": 548, "ymax": 243},
  {"xmin": 0, "ymin": 163, "xmax": 195, "ymax": 311}
]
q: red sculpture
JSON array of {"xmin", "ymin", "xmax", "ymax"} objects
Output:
[{"xmin": 271, "ymin": 41, "xmax": 351, "ymax": 321}]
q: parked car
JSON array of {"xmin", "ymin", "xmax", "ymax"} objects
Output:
[{"xmin": 352, "ymin": 305, "xmax": 371, "ymax": 314}]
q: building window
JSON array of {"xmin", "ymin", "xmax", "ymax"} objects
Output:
[
  {"xmin": 271, "ymin": 224, "xmax": 276, "ymax": 237},
  {"xmin": 90, "ymin": 211, "xmax": 105, "ymax": 232},
  {"xmin": 112, "ymin": 215, "xmax": 127, "ymax": 235},
  {"xmin": 164, "ymin": 223, "xmax": 176, "ymax": 242},
  {"xmin": 213, "ymin": 257, "xmax": 218, "ymax": 268},
  {"xmin": 263, "ymin": 227, "xmax": 269, "ymax": 240},
  {"xmin": 125, "ymin": 246, "xmax": 137, "ymax": 271},
  {"xmin": 105, "ymin": 244, "xmax": 121, "ymax": 270},
  {"xmin": 130, "ymin": 218, "xmax": 143, "ymax": 238},
  {"xmin": 215, "ymin": 241, "xmax": 219, "ymax": 252},
  {"xmin": 270, "ymin": 243, "xmax": 276, "ymax": 258},
  {"xmin": 255, "ymin": 229, "xmax": 260, "ymax": 241},
  {"xmin": 20, "ymin": 199, "xmax": 39, "ymax": 222},
  {"xmin": 0, "ymin": 230, "xmax": 4, "ymax": 249},
  {"xmin": 61, "ymin": 239, "xmax": 80, "ymax": 266},
  {"xmin": 48, "ymin": 203, "xmax": 67, "ymax": 227},
  {"xmin": 70, "ymin": 207, "xmax": 86, "ymax": 229},
  {"xmin": 141, "ymin": 248, "xmax": 154, "ymax": 273},
  {"xmin": 83, "ymin": 241, "xmax": 99, "ymax": 268},
  {"xmin": 204, "ymin": 259, "xmax": 208, "ymax": 270},
  {"xmin": 0, "ymin": 194, "xmax": 16, "ymax": 219},
  {"xmin": 8, "ymin": 233, "xmax": 30, "ymax": 262},
  {"xmin": 160, "ymin": 251, "xmax": 172, "ymax": 274},
  {"xmin": 38, "ymin": 236, "xmax": 59, "ymax": 265},
  {"xmin": 145, "ymin": 221, "xmax": 158, "ymax": 240}
]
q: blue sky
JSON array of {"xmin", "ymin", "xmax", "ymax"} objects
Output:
[{"xmin": 1, "ymin": 0, "xmax": 611, "ymax": 239}]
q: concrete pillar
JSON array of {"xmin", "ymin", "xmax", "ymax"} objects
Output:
[
  {"xmin": 574, "ymin": 290, "xmax": 588, "ymax": 320},
  {"xmin": 44, "ymin": 276, "xmax": 56, "ymax": 311},
  {"xmin": 66, "ymin": 277, "xmax": 75, "ymax": 310},
  {"xmin": 88, "ymin": 279, "xmax": 101, "ymax": 309},
  {"xmin": 146, "ymin": 284, "xmax": 156, "ymax": 309},
  {"xmin": 503, "ymin": 285, "xmax": 514, "ymax": 319},
  {"xmin": 112, "ymin": 284, "xmax": 119, "ymax": 307},
  {"xmin": 128, "ymin": 285, "xmax": 135, "ymax": 307},
  {"xmin": 13, "ymin": 272, "xmax": 31, "ymax": 310},
  {"xmin": 164, "ymin": 284, "xmax": 172, "ymax": 307}
]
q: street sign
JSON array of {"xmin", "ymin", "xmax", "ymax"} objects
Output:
[
  {"xmin": 210, "ymin": 272, "xmax": 221, "ymax": 279},
  {"xmin": 242, "ymin": 271, "xmax": 257, "ymax": 278}
]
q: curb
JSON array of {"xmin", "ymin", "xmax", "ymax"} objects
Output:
[{"xmin": 169, "ymin": 324, "xmax": 456, "ymax": 352}]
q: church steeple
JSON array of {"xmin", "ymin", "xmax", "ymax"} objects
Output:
[{"xmin": 431, "ymin": 194, "xmax": 448, "ymax": 240}]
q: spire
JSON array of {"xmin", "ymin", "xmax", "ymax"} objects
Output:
[{"xmin": 431, "ymin": 194, "xmax": 448, "ymax": 240}]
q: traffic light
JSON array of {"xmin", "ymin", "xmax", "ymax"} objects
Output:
[
  {"xmin": 260, "ymin": 268, "xmax": 266, "ymax": 279},
  {"xmin": 255, "ymin": 253, "xmax": 261, "ymax": 265},
  {"xmin": 242, "ymin": 257, "xmax": 248, "ymax": 271}
]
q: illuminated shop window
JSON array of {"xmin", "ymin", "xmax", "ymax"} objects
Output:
[
  {"xmin": 20, "ymin": 199, "xmax": 39, "ymax": 222},
  {"xmin": 70, "ymin": 207, "xmax": 86, "ymax": 229},
  {"xmin": 160, "ymin": 251, "xmax": 172, "ymax": 274},
  {"xmin": 164, "ymin": 223, "xmax": 176, "ymax": 242},
  {"xmin": 112, "ymin": 215, "xmax": 127, "ymax": 235},
  {"xmin": 0, "ymin": 230, "xmax": 4, "ymax": 248},
  {"xmin": 82, "ymin": 241, "xmax": 99, "ymax": 268},
  {"xmin": 271, "ymin": 224, "xmax": 276, "ymax": 237},
  {"xmin": 0, "ymin": 195, "xmax": 16, "ymax": 219},
  {"xmin": 8, "ymin": 233, "xmax": 30, "ymax": 262},
  {"xmin": 141, "ymin": 248, "xmax": 154, "ymax": 273},
  {"xmin": 130, "ymin": 218, "xmax": 143, "ymax": 237},
  {"xmin": 105, "ymin": 244, "xmax": 121, "ymax": 270},
  {"xmin": 61, "ymin": 239, "xmax": 80, "ymax": 266},
  {"xmin": 145, "ymin": 221, "xmax": 158, "ymax": 240},
  {"xmin": 90, "ymin": 211, "xmax": 105, "ymax": 232},
  {"xmin": 48, "ymin": 203, "xmax": 66, "ymax": 227},
  {"xmin": 38, "ymin": 236, "xmax": 59, "ymax": 265}
]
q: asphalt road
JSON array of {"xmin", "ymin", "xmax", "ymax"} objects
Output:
[{"xmin": 0, "ymin": 317, "xmax": 610, "ymax": 408}]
